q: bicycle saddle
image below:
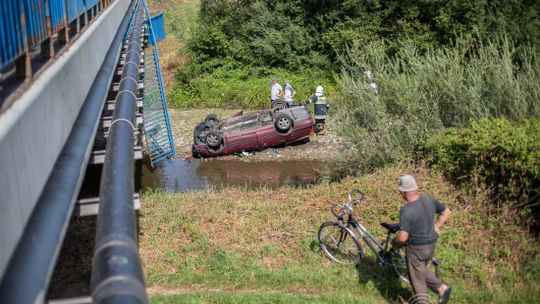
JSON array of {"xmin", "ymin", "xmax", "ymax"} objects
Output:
[{"xmin": 381, "ymin": 222, "xmax": 401, "ymax": 233}]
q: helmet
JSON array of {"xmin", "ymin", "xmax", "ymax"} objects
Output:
[{"xmin": 315, "ymin": 85, "xmax": 324, "ymax": 96}]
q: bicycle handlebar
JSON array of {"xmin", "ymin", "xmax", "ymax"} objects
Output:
[
  {"xmin": 331, "ymin": 189, "xmax": 366, "ymax": 219},
  {"xmin": 348, "ymin": 189, "xmax": 365, "ymax": 205}
]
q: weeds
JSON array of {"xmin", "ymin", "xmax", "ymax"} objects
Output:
[{"xmin": 335, "ymin": 36, "xmax": 540, "ymax": 172}]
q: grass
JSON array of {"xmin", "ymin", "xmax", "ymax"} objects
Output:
[
  {"xmin": 139, "ymin": 162, "xmax": 540, "ymax": 303},
  {"xmin": 149, "ymin": 290, "xmax": 377, "ymax": 303}
]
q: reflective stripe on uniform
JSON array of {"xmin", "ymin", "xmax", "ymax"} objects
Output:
[{"xmin": 314, "ymin": 96, "xmax": 327, "ymax": 105}]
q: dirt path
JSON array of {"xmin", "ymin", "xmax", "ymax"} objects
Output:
[{"xmin": 168, "ymin": 107, "xmax": 347, "ymax": 161}]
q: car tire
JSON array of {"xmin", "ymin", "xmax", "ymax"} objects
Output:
[
  {"xmin": 272, "ymin": 100, "xmax": 287, "ymax": 111},
  {"xmin": 205, "ymin": 130, "xmax": 223, "ymax": 149},
  {"xmin": 205, "ymin": 114, "xmax": 220, "ymax": 125},
  {"xmin": 274, "ymin": 112, "xmax": 293, "ymax": 133},
  {"xmin": 194, "ymin": 122, "xmax": 212, "ymax": 145}
]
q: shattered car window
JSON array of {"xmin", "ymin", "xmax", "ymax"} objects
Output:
[
  {"xmin": 259, "ymin": 112, "xmax": 273, "ymax": 123},
  {"xmin": 291, "ymin": 108, "xmax": 308, "ymax": 120}
]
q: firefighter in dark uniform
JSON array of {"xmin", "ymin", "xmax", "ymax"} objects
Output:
[{"xmin": 306, "ymin": 85, "xmax": 328, "ymax": 135}]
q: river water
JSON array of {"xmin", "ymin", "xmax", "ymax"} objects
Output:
[{"xmin": 141, "ymin": 158, "xmax": 322, "ymax": 192}]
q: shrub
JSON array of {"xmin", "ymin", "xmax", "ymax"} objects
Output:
[{"xmin": 423, "ymin": 118, "xmax": 540, "ymax": 209}]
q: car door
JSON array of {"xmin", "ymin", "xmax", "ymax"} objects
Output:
[
  {"xmin": 256, "ymin": 112, "xmax": 283, "ymax": 148},
  {"xmin": 223, "ymin": 114, "xmax": 260, "ymax": 154}
]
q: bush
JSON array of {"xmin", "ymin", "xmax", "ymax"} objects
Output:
[{"xmin": 423, "ymin": 118, "xmax": 540, "ymax": 208}]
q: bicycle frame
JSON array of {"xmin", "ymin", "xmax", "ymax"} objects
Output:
[{"xmin": 344, "ymin": 214, "xmax": 393, "ymax": 265}]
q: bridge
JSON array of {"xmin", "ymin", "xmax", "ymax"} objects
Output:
[{"xmin": 0, "ymin": 0, "xmax": 175, "ymax": 302}]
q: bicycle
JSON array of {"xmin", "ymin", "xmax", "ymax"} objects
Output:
[{"xmin": 318, "ymin": 190, "xmax": 411, "ymax": 283}]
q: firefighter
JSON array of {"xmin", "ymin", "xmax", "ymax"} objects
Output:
[{"xmin": 305, "ymin": 85, "xmax": 328, "ymax": 135}]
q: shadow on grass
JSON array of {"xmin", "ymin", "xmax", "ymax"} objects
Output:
[{"xmin": 355, "ymin": 256, "xmax": 413, "ymax": 303}]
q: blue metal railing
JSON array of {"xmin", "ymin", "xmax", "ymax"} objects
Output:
[
  {"xmin": 66, "ymin": 0, "xmax": 85, "ymax": 22},
  {"xmin": 0, "ymin": 0, "xmax": 113, "ymax": 72},
  {"xmin": 148, "ymin": 12, "xmax": 165, "ymax": 45},
  {"xmin": 24, "ymin": 0, "xmax": 48, "ymax": 46},
  {"xmin": 49, "ymin": 0, "xmax": 67, "ymax": 31},
  {"xmin": 0, "ymin": 1, "xmax": 26, "ymax": 69},
  {"xmin": 141, "ymin": 4, "xmax": 176, "ymax": 165}
]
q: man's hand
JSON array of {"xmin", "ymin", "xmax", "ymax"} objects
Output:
[
  {"xmin": 392, "ymin": 230, "xmax": 409, "ymax": 248},
  {"xmin": 434, "ymin": 208, "xmax": 451, "ymax": 236}
]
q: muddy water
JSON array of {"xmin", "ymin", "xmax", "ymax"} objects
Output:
[{"xmin": 141, "ymin": 158, "xmax": 322, "ymax": 192}]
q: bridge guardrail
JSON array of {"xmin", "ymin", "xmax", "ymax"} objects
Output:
[
  {"xmin": 0, "ymin": 1, "xmax": 25, "ymax": 70},
  {"xmin": 66, "ymin": 0, "xmax": 86, "ymax": 23},
  {"xmin": 148, "ymin": 11, "xmax": 164, "ymax": 45},
  {"xmin": 0, "ymin": 0, "xmax": 113, "ymax": 77}
]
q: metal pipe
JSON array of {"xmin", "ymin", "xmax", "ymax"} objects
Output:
[
  {"xmin": 0, "ymin": 1, "xmax": 136, "ymax": 302},
  {"xmin": 91, "ymin": 2, "xmax": 147, "ymax": 303}
]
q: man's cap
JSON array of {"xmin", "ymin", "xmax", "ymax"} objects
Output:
[{"xmin": 398, "ymin": 175, "xmax": 418, "ymax": 192}]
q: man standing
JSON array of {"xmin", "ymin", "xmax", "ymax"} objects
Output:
[
  {"xmin": 392, "ymin": 175, "xmax": 452, "ymax": 304},
  {"xmin": 270, "ymin": 78, "xmax": 283, "ymax": 103},
  {"xmin": 305, "ymin": 85, "xmax": 328, "ymax": 135},
  {"xmin": 283, "ymin": 80, "xmax": 295, "ymax": 107}
]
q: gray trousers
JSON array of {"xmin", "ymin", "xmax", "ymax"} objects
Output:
[{"xmin": 406, "ymin": 243, "xmax": 442, "ymax": 299}]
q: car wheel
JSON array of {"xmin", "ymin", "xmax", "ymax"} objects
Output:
[
  {"xmin": 194, "ymin": 122, "xmax": 212, "ymax": 144},
  {"xmin": 205, "ymin": 114, "xmax": 219, "ymax": 125},
  {"xmin": 274, "ymin": 113, "xmax": 293, "ymax": 133},
  {"xmin": 272, "ymin": 100, "xmax": 287, "ymax": 111},
  {"xmin": 205, "ymin": 130, "xmax": 223, "ymax": 148}
]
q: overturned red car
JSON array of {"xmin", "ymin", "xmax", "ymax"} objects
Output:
[{"xmin": 192, "ymin": 106, "xmax": 314, "ymax": 158}]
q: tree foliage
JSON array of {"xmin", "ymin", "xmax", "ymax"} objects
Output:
[{"xmin": 188, "ymin": 0, "xmax": 540, "ymax": 71}]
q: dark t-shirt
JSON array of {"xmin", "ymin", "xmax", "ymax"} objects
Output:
[{"xmin": 399, "ymin": 194, "xmax": 446, "ymax": 245}]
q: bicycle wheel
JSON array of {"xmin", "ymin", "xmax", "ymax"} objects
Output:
[
  {"xmin": 390, "ymin": 248, "xmax": 410, "ymax": 284},
  {"xmin": 318, "ymin": 221, "xmax": 363, "ymax": 265}
]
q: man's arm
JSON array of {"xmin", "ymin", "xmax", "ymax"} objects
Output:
[
  {"xmin": 434, "ymin": 208, "xmax": 451, "ymax": 235},
  {"xmin": 392, "ymin": 230, "xmax": 409, "ymax": 248}
]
